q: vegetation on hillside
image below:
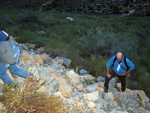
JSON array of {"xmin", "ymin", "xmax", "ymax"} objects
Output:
[
  {"xmin": 0, "ymin": 8, "xmax": 150, "ymax": 97},
  {"xmin": 0, "ymin": 78, "xmax": 66, "ymax": 113}
]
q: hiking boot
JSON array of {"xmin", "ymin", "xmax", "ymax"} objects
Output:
[{"xmin": 104, "ymin": 88, "xmax": 108, "ymax": 93}]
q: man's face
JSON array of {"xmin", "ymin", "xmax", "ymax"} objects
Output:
[{"xmin": 117, "ymin": 56, "xmax": 123, "ymax": 62}]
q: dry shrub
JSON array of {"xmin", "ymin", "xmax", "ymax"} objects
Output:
[{"xmin": 0, "ymin": 77, "xmax": 66, "ymax": 113}]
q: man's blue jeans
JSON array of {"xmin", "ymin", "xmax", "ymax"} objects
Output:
[{"xmin": 0, "ymin": 44, "xmax": 28, "ymax": 86}]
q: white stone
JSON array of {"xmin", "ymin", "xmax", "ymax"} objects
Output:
[
  {"xmin": 83, "ymin": 91, "xmax": 99, "ymax": 103},
  {"xmin": 53, "ymin": 92, "xmax": 64, "ymax": 98},
  {"xmin": 105, "ymin": 92, "xmax": 114, "ymax": 101},
  {"xmin": 77, "ymin": 84, "xmax": 84, "ymax": 92},
  {"xmin": 88, "ymin": 102, "xmax": 96, "ymax": 108}
]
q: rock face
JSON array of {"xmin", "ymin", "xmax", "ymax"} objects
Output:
[{"xmin": 1, "ymin": 43, "xmax": 150, "ymax": 113}]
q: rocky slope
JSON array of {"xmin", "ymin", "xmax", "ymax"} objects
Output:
[
  {"xmin": 41, "ymin": 0, "xmax": 150, "ymax": 16},
  {"xmin": 0, "ymin": 43, "xmax": 150, "ymax": 113}
]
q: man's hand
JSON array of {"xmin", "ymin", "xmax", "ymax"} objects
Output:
[
  {"xmin": 122, "ymin": 69, "xmax": 131, "ymax": 76},
  {"xmin": 122, "ymin": 71, "xmax": 128, "ymax": 76},
  {"xmin": 107, "ymin": 74, "xmax": 111, "ymax": 78}
]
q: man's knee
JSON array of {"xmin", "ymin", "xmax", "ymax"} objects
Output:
[{"xmin": 8, "ymin": 65, "xmax": 18, "ymax": 73}]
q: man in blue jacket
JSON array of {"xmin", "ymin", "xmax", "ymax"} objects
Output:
[{"xmin": 104, "ymin": 52, "xmax": 134, "ymax": 93}]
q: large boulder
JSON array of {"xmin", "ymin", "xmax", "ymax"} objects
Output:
[{"xmin": 114, "ymin": 92, "xmax": 138, "ymax": 109}]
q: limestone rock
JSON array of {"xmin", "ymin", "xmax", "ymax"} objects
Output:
[
  {"xmin": 57, "ymin": 76, "xmax": 67, "ymax": 85},
  {"xmin": 109, "ymin": 77, "xmax": 116, "ymax": 90},
  {"xmin": 85, "ymin": 75, "xmax": 95, "ymax": 81},
  {"xmin": 44, "ymin": 78, "xmax": 59, "ymax": 93},
  {"xmin": 138, "ymin": 107, "xmax": 146, "ymax": 112},
  {"xmin": 137, "ymin": 90, "xmax": 149, "ymax": 103},
  {"xmin": 126, "ymin": 88, "xmax": 133, "ymax": 96},
  {"xmin": 96, "ymin": 76, "xmax": 105, "ymax": 82},
  {"xmin": 114, "ymin": 92, "xmax": 130, "ymax": 109},
  {"xmin": 13, "ymin": 77, "xmax": 24, "ymax": 87},
  {"xmin": 95, "ymin": 88, "xmax": 103, "ymax": 92},
  {"xmin": 53, "ymin": 91, "xmax": 64, "ymax": 98},
  {"xmin": 59, "ymin": 85, "xmax": 72, "ymax": 98},
  {"xmin": 139, "ymin": 101, "xmax": 146, "ymax": 107},
  {"xmin": 41, "ymin": 53, "xmax": 49, "ymax": 62},
  {"xmin": 77, "ymin": 84, "xmax": 84, "ymax": 92},
  {"xmin": 65, "ymin": 70, "xmax": 80, "ymax": 86},
  {"xmin": 37, "ymin": 86, "xmax": 49, "ymax": 95},
  {"xmin": 99, "ymin": 82, "xmax": 104, "ymax": 88},
  {"xmin": 86, "ymin": 85, "xmax": 97, "ymax": 93},
  {"xmin": 83, "ymin": 91, "xmax": 99, "ymax": 103},
  {"xmin": 56, "ymin": 57, "xmax": 71, "ymax": 68},
  {"xmin": 28, "ymin": 54, "xmax": 35, "ymax": 63},
  {"xmin": 25, "ymin": 60, "xmax": 32, "ymax": 65},
  {"xmin": 116, "ymin": 83, "xmax": 121, "ymax": 89},
  {"xmin": 127, "ymin": 107, "xmax": 135, "ymax": 113},
  {"xmin": 35, "ymin": 54, "xmax": 44, "ymax": 66},
  {"xmin": 19, "ymin": 52, "xmax": 30, "ymax": 60},
  {"xmin": 105, "ymin": 92, "xmax": 114, "ymax": 101},
  {"xmin": 87, "ymin": 102, "xmax": 96, "ymax": 108},
  {"xmin": 80, "ymin": 69, "xmax": 88, "ymax": 75}
]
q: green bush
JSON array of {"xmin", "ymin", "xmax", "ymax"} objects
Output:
[
  {"xmin": 20, "ymin": 12, "xmax": 40, "ymax": 23},
  {"xmin": 85, "ymin": 54, "xmax": 108, "ymax": 77}
]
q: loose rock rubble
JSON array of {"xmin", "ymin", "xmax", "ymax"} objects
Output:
[{"xmin": 0, "ymin": 43, "xmax": 150, "ymax": 113}]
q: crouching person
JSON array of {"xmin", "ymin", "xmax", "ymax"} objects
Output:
[{"xmin": 0, "ymin": 30, "xmax": 33, "ymax": 86}]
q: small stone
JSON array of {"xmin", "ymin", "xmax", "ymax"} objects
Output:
[
  {"xmin": 138, "ymin": 107, "xmax": 146, "ymax": 112},
  {"xmin": 87, "ymin": 102, "xmax": 96, "ymax": 108},
  {"xmin": 139, "ymin": 101, "xmax": 146, "ymax": 107},
  {"xmin": 113, "ymin": 101, "xmax": 118, "ymax": 106},
  {"xmin": 80, "ymin": 69, "xmax": 88, "ymax": 75},
  {"xmin": 77, "ymin": 84, "xmax": 84, "ymax": 92},
  {"xmin": 127, "ymin": 107, "xmax": 135, "ymax": 113},
  {"xmin": 19, "ymin": 52, "xmax": 30, "ymax": 60},
  {"xmin": 25, "ymin": 60, "xmax": 32, "ymax": 65},
  {"xmin": 37, "ymin": 86, "xmax": 49, "ymax": 95},
  {"xmin": 126, "ymin": 88, "xmax": 133, "ymax": 96},
  {"xmin": 116, "ymin": 83, "xmax": 121, "ymax": 89},
  {"xmin": 105, "ymin": 92, "xmax": 114, "ymax": 101},
  {"xmin": 83, "ymin": 91, "xmax": 99, "ymax": 103},
  {"xmin": 95, "ymin": 88, "xmax": 103, "ymax": 92}
]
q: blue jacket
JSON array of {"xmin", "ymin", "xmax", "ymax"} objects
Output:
[{"xmin": 106, "ymin": 55, "xmax": 134, "ymax": 76}]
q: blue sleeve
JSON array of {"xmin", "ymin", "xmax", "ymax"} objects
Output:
[
  {"xmin": 106, "ymin": 56, "xmax": 116, "ymax": 68},
  {"xmin": 126, "ymin": 58, "xmax": 134, "ymax": 70}
]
